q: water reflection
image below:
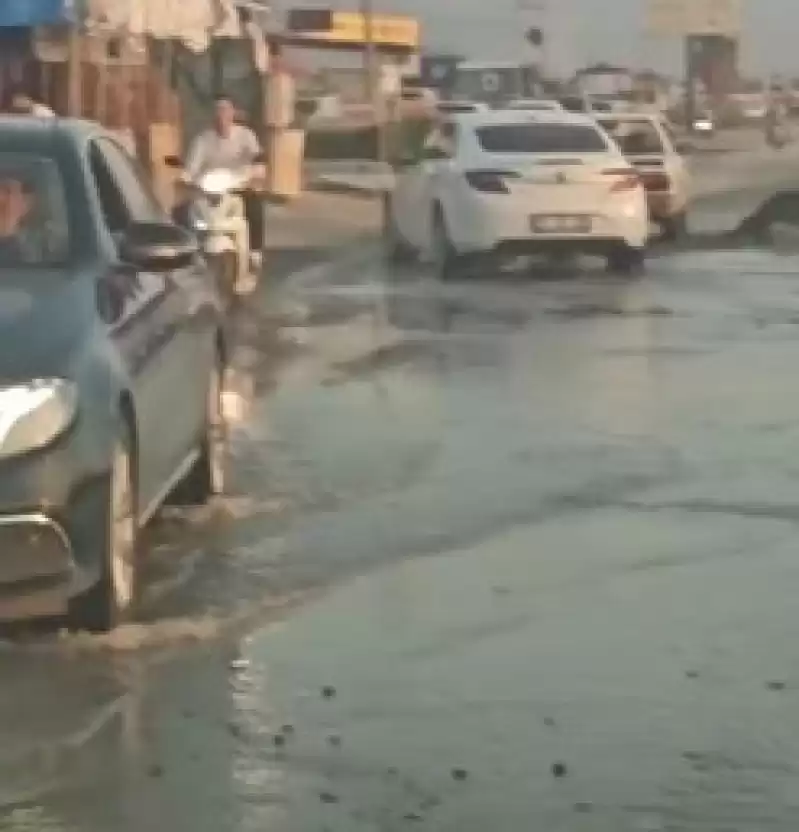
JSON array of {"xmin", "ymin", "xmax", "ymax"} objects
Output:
[{"xmin": 0, "ymin": 645, "xmax": 254, "ymax": 832}]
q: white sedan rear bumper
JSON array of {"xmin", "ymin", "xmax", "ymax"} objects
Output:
[{"xmin": 443, "ymin": 187, "xmax": 649, "ymax": 255}]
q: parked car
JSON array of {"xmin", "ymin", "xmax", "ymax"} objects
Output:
[
  {"xmin": 597, "ymin": 112, "xmax": 691, "ymax": 240},
  {"xmin": 385, "ymin": 110, "xmax": 649, "ymax": 277},
  {"xmin": 692, "ymin": 112, "xmax": 715, "ymax": 135},
  {"xmin": 0, "ymin": 117, "xmax": 227, "ymax": 631},
  {"xmin": 436, "ymin": 100, "xmax": 490, "ymax": 115},
  {"xmin": 500, "ymin": 98, "xmax": 565, "ymax": 113}
]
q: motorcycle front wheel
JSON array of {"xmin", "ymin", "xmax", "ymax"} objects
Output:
[{"xmin": 208, "ymin": 251, "xmax": 238, "ymax": 310}]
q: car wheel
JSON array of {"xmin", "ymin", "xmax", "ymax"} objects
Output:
[
  {"xmin": 69, "ymin": 420, "xmax": 139, "ymax": 632},
  {"xmin": 606, "ymin": 245, "xmax": 646, "ymax": 275},
  {"xmin": 209, "ymin": 252, "xmax": 238, "ymax": 308},
  {"xmin": 169, "ymin": 358, "xmax": 227, "ymax": 505},
  {"xmin": 660, "ymin": 212, "xmax": 688, "ymax": 242},
  {"xmin": 383, "ymin": 195, "xmax": 415, "ymax": 265}
]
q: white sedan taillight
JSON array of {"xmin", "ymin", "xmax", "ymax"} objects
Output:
[
  {"xmin": 464, "ymin": 170, "xmax": 520, "ymax": 194},
  {"xmin": 602, "ymin": 168, "xmax": 641, "ymax": 192}
]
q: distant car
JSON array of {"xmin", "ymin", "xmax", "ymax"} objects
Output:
[
  {"xmin": 558, "ymin": 95, "xmax": 590, "ymax": 114},
  {"xmin": 692, "ymin": 113, "xmax": 715, "ymax": 134},
  {"xmin": 597, "ymin": 112, "xmax": 691, "ymax": 240},
  {"xmin": 557, "ymin": 95, "xmax": 614, "ymax": 115},
  {"xmin": 500, "ymin": 98, "xmax": 565, "ymax": 113},
  {"xmin": 385, "ymin": 110, "xmax": 649, "ymax": 277},
  {"xmin": 436, "ymin": 100, "xmax": 490, "ymax": 115},
  {"xmin": 0, "ymin": 118, "xmax": 227, "ymax": 631}
]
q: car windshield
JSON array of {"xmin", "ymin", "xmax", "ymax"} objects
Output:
[
  {"xmin": 475, "ymin": 122, "xmax": 608, "ymax": 153},
  {"xmin": 600, "ymin": 119, "xmax": 665, "ymax": 154},
  {"xmin": 0, "ymin": 153, "xmax": 70, "ymax": 267}
]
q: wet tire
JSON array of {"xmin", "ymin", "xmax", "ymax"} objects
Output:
[
  {"xmin": 383, "ymin": 195, "xmax": 415, "ymax": 266},
  {"xmin": 209, "ymin": 251, "xmax": 238, "ymax": 309},
  {"xmin": 168, "ymin": 359, "xmax": 227, "ymax": 506},
  {"xmin": 432, "ymin": 208, "xmax": 463, "ymax": 281},
  {"xmin": 660, "ymin": 212, "xmax": 688, "ymax": 243},
  {"xmin": 606, "ymin": 245, "xmax": 646, "ymax": 275},
  {"xmin": 68, "ymin": 420, "xmax": 139, "ymax": 633}
]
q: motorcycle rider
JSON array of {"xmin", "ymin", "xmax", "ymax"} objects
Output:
[{"xmin": 182, "ymin": 94, "xmax": 265, "ymax": 287}]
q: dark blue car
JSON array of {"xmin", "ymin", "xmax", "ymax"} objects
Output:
[{"xmin": 0, "ymin": 117, "xmax": 227, "ymax": 631}]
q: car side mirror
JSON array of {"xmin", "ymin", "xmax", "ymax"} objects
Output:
[{"xmin": 119, "ymin": 222, "xmax": 199, "ymax": 270}]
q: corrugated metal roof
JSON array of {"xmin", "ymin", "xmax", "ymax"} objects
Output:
[{"xmin": 86, "ymin": 0, "xmax": 242, "ymax": 51}]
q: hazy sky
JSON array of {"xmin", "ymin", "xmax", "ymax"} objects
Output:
[{"xmin": 276, "ymin": 0, "xmax": 791, "ymax": 76}]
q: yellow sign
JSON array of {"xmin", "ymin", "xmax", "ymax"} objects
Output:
[
  {"xmin": 292, "ymin": 11, "xmax": 419, "ymax": 49},
  {"xmin": 645, "ymin": 0, "xmax": 741, "ymax": 36}
]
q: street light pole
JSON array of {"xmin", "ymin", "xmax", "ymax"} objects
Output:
[{"xmin": 361, "ymin": 0, "xmax": 388, "ymax": 224}]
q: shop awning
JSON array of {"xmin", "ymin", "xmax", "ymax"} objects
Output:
[{"xmin": 0, "ymin": 0, "xmax": 74, "ymax": 27}]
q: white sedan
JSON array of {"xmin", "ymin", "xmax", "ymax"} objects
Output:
[
  {"xmin": 385, "ymin": 110, "xmax": 650, "ymax": 278},
  {"xmin": 502, "ymin": 98, "xmax": 565, "ymax": 113}
]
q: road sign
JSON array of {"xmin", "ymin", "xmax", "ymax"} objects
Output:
[
  {"xmin": 645, "ymin": 0, "xmax": 742, "ymax": 37},
  {"xmin": 287, "ymin": 9, "xmax": 419, "ymax": 49}
]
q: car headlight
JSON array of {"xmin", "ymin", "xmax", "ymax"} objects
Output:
[{"xmin": 0, "ymin": 379, "xmax": 78, "ymax": 460}]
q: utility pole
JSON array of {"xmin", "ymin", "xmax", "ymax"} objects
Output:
[
  {"xmin": 66, "ymin": 0, "xmax": 83, "ymax": 117},
  {"xmin": 361, "ymin": 0, "xmax": 387, "ymax": 222},
  {"xmin": 361, "ymin": 0, "xmax": 378, "ymax": 111}
]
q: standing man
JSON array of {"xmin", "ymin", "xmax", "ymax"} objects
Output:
[{"xmin": 184, "ymin": 94, "xmax": 265, "ymax": 291}]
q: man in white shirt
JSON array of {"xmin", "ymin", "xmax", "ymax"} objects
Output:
[{"xmin": 184, "ymin": 95, "xmax": 265, "ymax": 274}]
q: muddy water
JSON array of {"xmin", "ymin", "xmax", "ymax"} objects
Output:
[{"xmin": 5, "ymin": 182, "xmax": 799, "ymax": 827}]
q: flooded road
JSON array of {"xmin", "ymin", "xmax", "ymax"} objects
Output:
[{"xmin": 6, "ymin": 181, "xmax": 799, "ymax": 829}]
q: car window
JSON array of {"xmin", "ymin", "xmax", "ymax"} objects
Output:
[
  {"xmin": 475, "ymin": 123, "xmax": 608, "ymax": 153},
  {"xmin": 438, "ymin": 103, "xmax": 478, "ymax": 114},
  {"xmin": 0, "ymin": 153, "xmax": 71, "ymax": 267},
  {"xmin": 90, "ymin": 138, "xmax": 165, "ymax": 231},
  {"xmin": 600, "ymin": 119, "xmax": 665, "ymax": 155},
  {"xmin": 558, "ymin": 96, "xmax": 587, "ymax": 113}
]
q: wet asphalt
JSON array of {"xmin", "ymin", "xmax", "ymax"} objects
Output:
[{"xmin": 6, "ymin": 161, "xmax": 799, "ymax": 830}]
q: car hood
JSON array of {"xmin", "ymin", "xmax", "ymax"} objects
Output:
[{"xmin": 0, "ymin": 269, "xmax": 92, "ymax": 380}]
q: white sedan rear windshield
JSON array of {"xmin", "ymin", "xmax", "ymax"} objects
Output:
[
  {"xmin": 599, "ymin": 119, "xmax": 664, "ymax": 155},
  {"xmin": 475, "ymin": 123, "xmax": 608, "ymax": 153}
]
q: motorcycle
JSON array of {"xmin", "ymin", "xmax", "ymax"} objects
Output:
[{"xmin": 166, "ymin": 155, "xmax": 262, "ymax": 305}]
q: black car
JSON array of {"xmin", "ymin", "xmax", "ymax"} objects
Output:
[{"xmin": 0, "ymin": 117, "xmax": 227, "ymax": 631}]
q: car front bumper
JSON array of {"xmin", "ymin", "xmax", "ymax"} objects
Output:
[{"xmin": 0, "ymin": 423, "xmax": 111, "ymax": 620}]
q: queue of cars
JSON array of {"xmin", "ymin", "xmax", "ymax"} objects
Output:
[
  {"xmin": 0, "ymin": 117, "xmax": 227, "ymax": 632},
  {"xmin": 387, "ymin": 97, "xmax": 691, "ymax": 277}
]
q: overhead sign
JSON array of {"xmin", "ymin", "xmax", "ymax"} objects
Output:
[
  {"xmin": 287, "ymin": 8, "xmax": 419, "ymax": 49},
  {"xmin": 645, "ymin": 0, "xmax": 742, "ymax": 36},
  {"xmin": 0, "ymin": 0, "xmax": 74, "ymax": 27}
]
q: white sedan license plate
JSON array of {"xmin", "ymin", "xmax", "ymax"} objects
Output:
[{"xmin": 530, "ymin": 214, "xmax": 591, "ymax": 234}]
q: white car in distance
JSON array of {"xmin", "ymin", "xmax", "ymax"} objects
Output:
[
  {"xmin": 385, "ymin": 110, "xmax": 650, "ymax": 278},
  {"xmin": 501, "ymin": 98, "xmax": 565, "ymax": 113},
  {"xmin": 436, "ymin": 100, "xmax": 491, "ymax": 116}
]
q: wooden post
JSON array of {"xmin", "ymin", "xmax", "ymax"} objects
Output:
[{"xmin": 66, "ymin": 20, "xmax": 82, "ymax": 117}]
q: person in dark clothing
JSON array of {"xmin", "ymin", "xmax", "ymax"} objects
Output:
[{"xmin": 0, "ymin": 174, "xmax": 35, "ymax": 263}]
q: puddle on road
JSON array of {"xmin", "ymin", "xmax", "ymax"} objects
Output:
[{"xmin": 7, "ymin": 230, "xmax": 799, "ymax": 819}]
